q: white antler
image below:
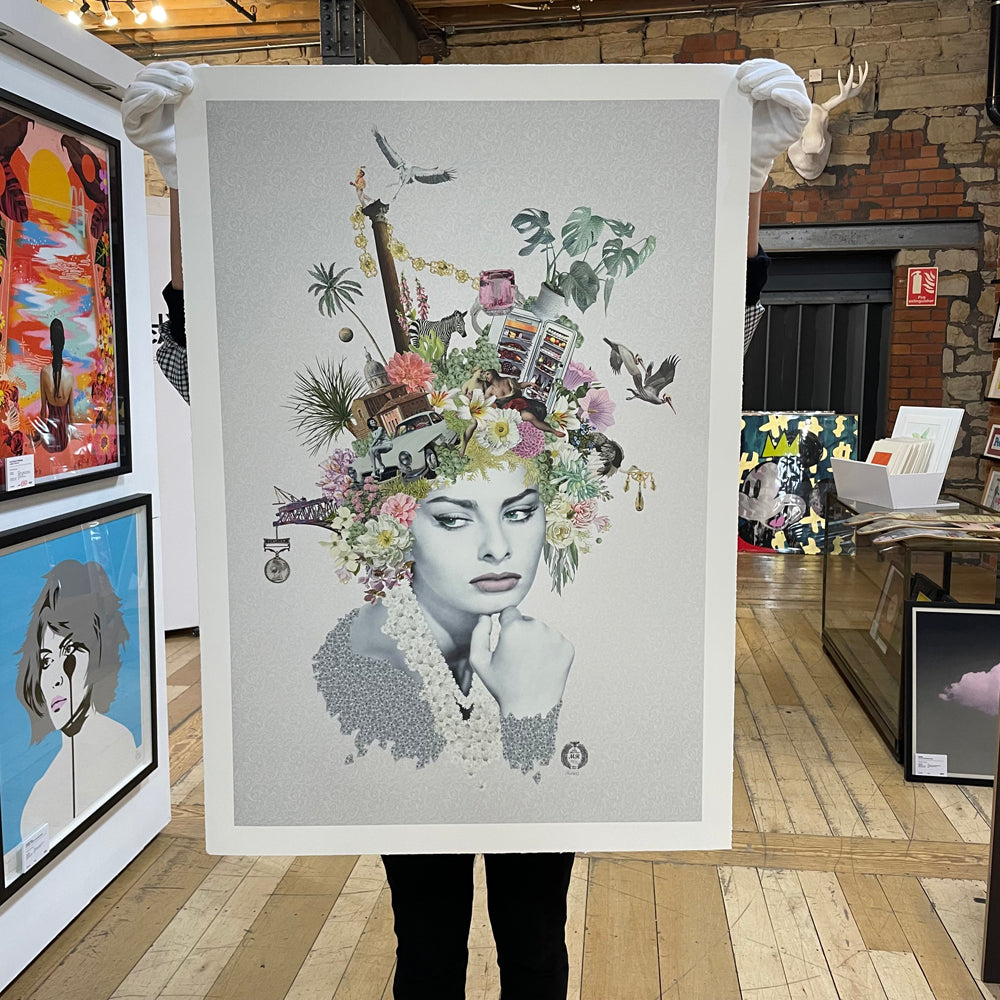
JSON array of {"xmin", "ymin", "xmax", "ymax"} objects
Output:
[{"xmin": 821, "ymin": 62, "xmax": 869, "ymax": 112}]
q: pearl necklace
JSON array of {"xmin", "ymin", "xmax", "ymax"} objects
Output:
[{"xmin": 382, "ymin": 582, "xmax": 502, "ymax": 773}]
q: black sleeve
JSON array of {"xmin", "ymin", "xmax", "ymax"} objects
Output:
[
  {"xmin": 162, "ymin": 282, "xmax": 186, "ymax": 347},
  {"xmin": 746, "ymin": 246, "xmax": 770, "ymax": 308}
]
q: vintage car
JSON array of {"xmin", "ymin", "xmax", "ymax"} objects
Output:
[{"xmin": 352, "ymin": 410, "xmax": 459, "ymax": 481}]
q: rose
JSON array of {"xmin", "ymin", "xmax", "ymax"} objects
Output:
[{"xmin": 381, "ymin": 493, "xmax": 418, "ymax": 526}]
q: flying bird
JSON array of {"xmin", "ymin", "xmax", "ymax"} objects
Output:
[
  {"xmin": 603, "ymin": 337, "xmax": 680, "ymax": 411},
  {"xmin": 371, "ymin": 127, "xmax": 456, "ymax": 201}
]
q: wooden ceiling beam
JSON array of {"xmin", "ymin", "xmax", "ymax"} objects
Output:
[{"xmin": 91, "ymin": 17, "xmax": 319, "ymax": 43}]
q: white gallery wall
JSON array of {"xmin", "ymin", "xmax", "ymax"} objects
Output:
[{"xmin": 0, "ymin": 4, "xmax": 170, "ymax": 988}]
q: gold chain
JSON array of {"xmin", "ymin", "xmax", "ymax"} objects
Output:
[{"xmin": 350, "ymin": 206, "xmax": 479, "ymax": 289}]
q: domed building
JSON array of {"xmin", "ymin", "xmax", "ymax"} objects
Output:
[{"xmin": 350, "ymin": 348, "xmax": 407, "ymax": 437}]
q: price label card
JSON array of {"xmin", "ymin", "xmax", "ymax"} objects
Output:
[
  {"xmin": 915, "ymin": 753, "xmax": 948, "ymax": 777},
  {"xmin": 22, "ymin": 824, "xmax": 50, "ymax": 872},
  {"xmin": 5, "ymin": 455, "xmax": 35, "ymax": 492}
]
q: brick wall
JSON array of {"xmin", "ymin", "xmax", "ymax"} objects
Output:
[{"xmin": 445, "ymin": 0, "xmax": 997, "ymax": 484}]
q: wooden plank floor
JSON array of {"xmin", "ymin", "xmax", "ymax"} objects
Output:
[{"xmin": 6, "ymin": 554, "xmax": 1000, "ymax": 1000}]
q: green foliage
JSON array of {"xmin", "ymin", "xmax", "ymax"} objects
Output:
[
  {"xmin": 511, "ymin": 209, "xmax": 555, "ymax": 258},
  {"xmin": 544, "ymin": 541, "xmax": 579, "ymax": 595},
  {"xmin": 556, "ymin": 260, "xmax": 600, "ymax": 313},
  {"xmin": 535, "ymin": 449, "xmax": 557, "ymax": 506},
  {"xmin": 287, "ymin": 358, "xmax": 365, "ymax": 455},
  {"xmin": 308, "ymin": 262, "xmax": 363, "ymax": 317},
  {"xmin": 380, "ymin": 477, "xmax": 431, "ymax": 502},
  {"xmin": 413, "ymin": 331, "xmax": 445, "ymax": 364},
  {"xmin": 354, "ymin": 433, "xmax": 373, "ymax": 457},
  {"xmin": 560, "ymin": 207, "xmax": 604, "ymax": 256},
  {"xmin": 511, "ymin": 205, "xmax": 657, "ymax": 315},
  {"xmin": 432, "ymin": 333, "xmax": 500, "ymax": 390}
]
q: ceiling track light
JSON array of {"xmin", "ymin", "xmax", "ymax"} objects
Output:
[
  {"xmin": 125, "ymin": 0, "xmax": 147, "ymax": 23},
  {"xmin": 100, "ymin": 0, "xmax": 118, "ymax": 25},
  {"xmin": 150, "ymin": 3, "xmax": 167, "ymax": 22}
]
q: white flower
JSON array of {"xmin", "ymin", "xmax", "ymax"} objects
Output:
[
  {"xmin": 455, "ymin": 388, "xmax": 492, "ymax": 426},
  {"xmin": 356, "ymin": 515, "xmax": 412, "ymax": 567},
  {"xmin": 327, "ymin": 535, "xmax": 360, "ymax": 575},
  {"xmin": 429, "ymin": 387, "xmax": 458, "ymax": 412},
  {"xmin": 476, "ymin": 408, "xmax": 522, "ymax": 455},
  {"xmin": 329, "ymin": 505, "xmax": 355, "ymax": 534},
  {"xmin": 548, "ymin": 394, "xmax": 581, "ymax": 433},
  {"xmin": 545, "ymin": 518, "xmax": 575, "ymax": 549}
]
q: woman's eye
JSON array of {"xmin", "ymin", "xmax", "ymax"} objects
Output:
[
  {"xmin": 40, "ymin": 657, "xmax": 51, "ymax": 670},
  {"xmin": 504, "ymin": 504, "xmax": 538, "ymax": 523},
  {"xmin": 434, "ymin": 514, "xmax": 469, "ymax": 529}
]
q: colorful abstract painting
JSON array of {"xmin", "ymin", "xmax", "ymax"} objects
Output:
[
  {"xmin": 0, "ymin": 91, "xmax": 129, "ymax": 498},
  {"xmin": 739, "ymin": 411, "xmax": 858, "ymax": 555}
]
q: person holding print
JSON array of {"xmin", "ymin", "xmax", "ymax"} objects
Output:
[
  {"xmin": 16, "ymin": 560, "xmax": 135, "ymax": 841},
  {"xmin": 120, "ymin": 55, "xmax": 807, "ymax": 1000}
]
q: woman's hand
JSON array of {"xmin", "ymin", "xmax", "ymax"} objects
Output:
[
  {"xmin": 736, "ymin": 58, "xmax": 811, "ymax": 192},
  {"xmin": 121, "ymin": 61, "xmax": 194, "ymax": 190},
  {"xmin": 469, "ymin": 606, "xmax": 574, "ymax": 719}
]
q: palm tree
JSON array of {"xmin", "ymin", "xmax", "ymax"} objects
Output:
[
  {"xmin": 308, "ymin": 262, "xmax": 388, "ymax": 362},
  {"xmin": 288, "ymin": 358, "xmax": 367, "ymax": 451}
]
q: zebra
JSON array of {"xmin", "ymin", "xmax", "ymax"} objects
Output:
[{"xmin": 408, "ymin": 309, "xmax": 467, "ymax": 353}]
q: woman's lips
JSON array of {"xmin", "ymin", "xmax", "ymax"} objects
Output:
[
  {"xmin": 470, "ymin": 573, "xmax": 521, "ymax": 593},
  {"xmin": 50, "ymin": 696, "xmax": 67, "ymax": 712}
]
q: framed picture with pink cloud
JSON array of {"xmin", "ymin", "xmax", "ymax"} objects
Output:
[
  {"xmin": 985, "ymin": 423, "xmax": 1000, "ymax": 462},
  {"xmin": 903, "ymin": 601, "xmax": 1000, "ymax": 784}
]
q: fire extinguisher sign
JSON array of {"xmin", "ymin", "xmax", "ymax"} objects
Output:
[{"xmin": 906, "ymin": 266, "xmax": 938, "ymax": 307}]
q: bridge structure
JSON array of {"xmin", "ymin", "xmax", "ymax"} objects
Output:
[{"xmin": 272, "ymin": 488, "xmax": 341, "ymax": 530}]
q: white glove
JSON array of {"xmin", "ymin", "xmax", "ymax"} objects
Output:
[
  {"xmin": 121, "ymin": 61, "xmax": 194, "ymax": 189},
  {"xmin": 736, "ymin": 59, "xmax": 811, "ymax": 192}
]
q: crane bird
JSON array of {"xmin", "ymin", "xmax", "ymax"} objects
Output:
[
  {"xmin": 603, "ymin": 337, "xmax": 680, "ymax": 411},
  {"xmin": 371, "ymin": 127, "xmax": 457, "ymax": 201}
]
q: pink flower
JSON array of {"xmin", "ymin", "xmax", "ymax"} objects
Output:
[
  {"xmin": 562, "ymin": 361, "xmax": 596, "ymax": 391},
  {"xmin": 416, "ymin": 278, "xmax": 429, "ymax": 321},
  {"xmin": 594, "ymin": 515, "xmax": 611, "ymax": 533},
  {"xmin": 580, "ymin": 387, "xmax": 616, "ymax": 432},
  {"xmin": 381, "ymin": 492, "xmax": 418, "ymax": 526},
  {"xmin": 571, "ymin": 499, "xmax": 598, "ymax": 527},
  {"xmin": 511, "ymin": 420, "xmax": 545, "ymax": 458},
  {"xmin": 400, "ymin": 274, "xmax": 413, "ymax": 314},
  {"xmin": 386, "ymin": 352, "xmax": 433, "ymax": 392}
]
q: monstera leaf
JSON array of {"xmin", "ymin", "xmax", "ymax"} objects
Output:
[
  {"xmin": 605, "ymin": 218, "xmax": 635, "ymax": 239},
  {"xmin": 557, "ymin": 260, "xmax": 600, "ymax": 313},
  {"xmin": 603, "ymin": 276, "xmax": 615, "ymax": 313},
  {"xmin": 561, "ymin": 207, "xmax": 605, "ymax": 256},
  {"xmin": 512, "ymin": 208, "xmax": 555, "ymax": 257},
  {"xmin": 636, "ymin": 235, "xmax": 657, "ymax": 265},
  {"xmin": 601, "ymin": 238, "xmax": 641, "ymax": 278}
]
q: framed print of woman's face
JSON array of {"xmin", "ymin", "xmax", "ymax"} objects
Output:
[
  {"xmin": 0, "ymin": 495, "xmax": 155, "ymax": 901},
  {"xmin": 177, "ymin": 64, "xmax": 750, "ymax": 855},
  {"xmin": 0, "ymin": 90, "xmax": 131, "ymax": 501}
]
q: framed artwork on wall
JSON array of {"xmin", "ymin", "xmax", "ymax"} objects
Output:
[
  {"xmin": 987, "ymin": 359, "xmax": 1000, "ymax": 403},
  {"xmin": 904, "ymin": 602, "xmax": 1000, "ymax": 784},
  {"xmin": 0, "ymin": 89, "xmax": 131, "ymax": 501},
  {"xmin": 0, "ymin": 494, "xmax": 155, "ymax": 902},
  {"xmin": 991, "ymin": 299, "xmax": 1000, "ymax": 343},
  {"xmin": 984, "ymin": 469, "xmax": 1000, "ymax": 512},
  {"xmin": 985, "ymin": 423, "xmax": 1000, "ymax": 461}
]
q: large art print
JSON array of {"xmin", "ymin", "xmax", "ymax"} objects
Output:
[
  {"xmin": 904, "ymin": 602, "xmax": 1000, "ymax": 784},
  {"xmin": 0, "ymin": 90, "xmax": 131, "ymax": 499},
  {"xmin": 0, "ymin": 495, "xmax": 155, "ymax": 901},
  {"xmin": 177, "ymin": 65, "xmax": 749, "ymax": 853}
]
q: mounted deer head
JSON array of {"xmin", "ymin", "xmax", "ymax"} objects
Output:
[{"xmin": 787, "ymin": 62, "xmax": 870, "ymax": 181}]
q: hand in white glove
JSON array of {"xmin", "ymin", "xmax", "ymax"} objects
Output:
[
  {"xmin": 736, "ymin": 59, "xmax": 811, "ymax": 192},
  {"xmin": 121, "ymin": 61, "xmax": 194, "ymax": 189}
]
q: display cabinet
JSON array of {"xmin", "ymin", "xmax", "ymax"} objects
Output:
[{"xmin": 823, "ymin": 492, "xmax": 1000, "ymax": 758}]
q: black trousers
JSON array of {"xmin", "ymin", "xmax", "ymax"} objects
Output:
[{"xmin": 382, "ymin": 852, "xmax": 575, "ymax": 1000}]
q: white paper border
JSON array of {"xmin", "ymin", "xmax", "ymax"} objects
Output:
[{"xmin": 177, "ymin": 64, "xmax": 749, "ymax": 854}]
